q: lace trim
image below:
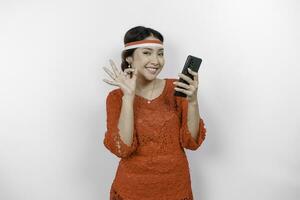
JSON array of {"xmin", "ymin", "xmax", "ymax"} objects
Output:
[
  {"xmin": 110, "ymin": 186, "xmax": 193, "ymax": 200},
  {"xmin": 104, "ymin": 128, "xmax": 138, "ymax": 158},
  {"xmin": 110, "ymin": 187, "xmax": 123, "ymax": 200}
]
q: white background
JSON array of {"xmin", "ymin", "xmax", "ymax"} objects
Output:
[{"xmin": 0, "ymin": 0, "xmax": 299, "ymax": 199}]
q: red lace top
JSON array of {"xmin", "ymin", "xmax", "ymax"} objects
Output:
[{"xmin": 103, "ymin": 78, "xmax": 207, "ymax": 200}]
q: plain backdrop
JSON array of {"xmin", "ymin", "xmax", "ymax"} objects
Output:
[{"xmin": 0, "ymin": 0, "xmax": 299, "ymax": 199}]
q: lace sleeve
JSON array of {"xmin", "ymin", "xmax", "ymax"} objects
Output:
[
  {"xmin": 103, "ymin": 90, "xmax": 138, "ymax": 158},
  {"xmin": 176, "ymin": 96, "xmax": 206, "ymax": 150}
]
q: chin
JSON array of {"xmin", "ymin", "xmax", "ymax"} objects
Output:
[{"xmin": 147, "ymin": 72, "xmax": 160, "ymax": 80}]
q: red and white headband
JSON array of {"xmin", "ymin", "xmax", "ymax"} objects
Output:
[{"xmin": 124, "ymin": 39, "xmax": 163, "ymax": 50}]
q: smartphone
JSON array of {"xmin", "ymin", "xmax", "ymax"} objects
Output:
[{"xmin": 174, "ymin": 55, "xmax": 202, "ymax": 97}]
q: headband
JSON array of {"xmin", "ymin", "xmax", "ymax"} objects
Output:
[{"xmin": 124, "ymin": 39, "xmax": 163, "ymax": 50}]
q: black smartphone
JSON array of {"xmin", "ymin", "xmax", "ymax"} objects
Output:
[{"xmin": 174, "ymin": 55, "xmax": 202, "ymax": 97}]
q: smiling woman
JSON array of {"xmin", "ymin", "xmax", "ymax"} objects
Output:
[{"xmin": 102, "ymin": 26, "xmax": 207, "ymax": 200}]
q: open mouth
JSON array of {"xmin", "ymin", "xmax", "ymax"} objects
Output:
[{"xmin": 145, "ymin": 67, "xmax": 158, "ymax": 74}]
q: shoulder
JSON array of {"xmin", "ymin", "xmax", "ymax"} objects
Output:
[
  {"xmin": 164, "ymin": 77, "xmax": 180, "ymax": 93},
  {"xmin": 165, "ymin": 77, "xmax": 187, "ymax": 103},
  {"xmin": 108, "ymin": 88, "xmax": 123, "ymax": 96},
  {"xmin": 164, "ymin": 78, "xmax": 177, "ymax": 89},
  {"xmin": 164, "ymin": 77, "xmax": 183, "ymax": 108},
  {"xmin": 165, "ymin": 77, "xmax": 178, "ymax": 82},
  {"xmin": 106, "ymin": 88, "xmax": 123, "ymax": 104}
]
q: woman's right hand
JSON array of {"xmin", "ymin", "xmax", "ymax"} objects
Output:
[{"xmin": 102, "ymin": 59, "xmax": 137, "ymax": 97}]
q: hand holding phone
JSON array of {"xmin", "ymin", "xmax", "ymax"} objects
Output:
[{"xmin": 174, "ymin": 55, "xmax": 202, "ymax": 97}]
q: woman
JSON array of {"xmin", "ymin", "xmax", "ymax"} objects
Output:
[{"xmin": 102, "ymin": 26, "xmax": 206, "ymax": 200}]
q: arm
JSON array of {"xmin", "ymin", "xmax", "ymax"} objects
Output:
[
  {"xmin": 177, "ymin": 97, "xmax": 206, "ymax": 150},
  {"xmin": 103, "ymin": 90, "xmax": 138, "ymax": 158},
  {"xmin": 187, "ymin": 100, "xmax": 201, "ymax": 142}
]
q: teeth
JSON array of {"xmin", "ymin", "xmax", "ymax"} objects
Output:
[{"xmin": 146, "ymin": 67, "xmax": 158, "ymax": 74}]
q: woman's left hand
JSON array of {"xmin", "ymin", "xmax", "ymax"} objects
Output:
[{"xmin": 173, "ymin": 68, "xmax": 199, "ymax": 103}]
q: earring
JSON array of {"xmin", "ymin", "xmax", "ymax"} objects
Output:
[{"xmin": 128, "ymin": 64, "xmax": 131, "ymax": 68}]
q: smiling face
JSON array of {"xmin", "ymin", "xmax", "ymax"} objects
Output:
[{"xmin": 126, "ymin": 36, "xmax": 165, "ymax": 81}]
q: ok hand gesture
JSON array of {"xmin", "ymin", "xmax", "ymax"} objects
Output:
[{"xmin": 102, "ymin": 59, "xmax": 138, "ymax": 97}]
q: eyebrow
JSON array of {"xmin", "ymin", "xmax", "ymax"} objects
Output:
[{"xmin": 142, "ymin": 48, "xmax": 164, "ymax": 51}]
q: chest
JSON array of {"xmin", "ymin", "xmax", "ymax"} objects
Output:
[{"xmin": 134, "ymin": 102, "xmax": 181, "ymax": 146}]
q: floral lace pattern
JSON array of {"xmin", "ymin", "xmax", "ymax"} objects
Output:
[
  {"xmin": 110, "ymin": 186, "xmax": 193, "ymax": 200},
  {"xmin": 110, "ymin": 187, "xmax": 123, "ymax": 200},
  {"xmin": 104, "ymin": 78, "xmax": 206, "ymax": 200}
]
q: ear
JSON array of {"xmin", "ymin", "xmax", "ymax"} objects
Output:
[{"xmin": 126, "ymin": 56, "xmax": 133, "ymax": 64}]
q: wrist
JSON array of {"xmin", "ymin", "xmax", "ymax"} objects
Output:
[
  {"xmin": 188, "ymin": 97, "xmax": 198, "ymax": 105},
  {"xmin": 122, "ymin": 95, "xmax": 135, "ymax": 102}
]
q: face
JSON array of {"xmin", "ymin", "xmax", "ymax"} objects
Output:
[{"xmin": 126, "ymin": 36, "xmax": 165, "ymax": 81}]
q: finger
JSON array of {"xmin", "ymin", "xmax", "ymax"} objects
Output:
[
  {"xmin": 174, "ymin": 87, "xmax": 193, "ymax": 96},
  {"xmin": 124, "ymin": 68, "xmax": 134, "ymax": 74},
  {"xmin": 109, "ymin": 59, "xmax": 121, "ymax": 76},
  {"xmin": 174, "ymin": 87, "xmax": 188, "ymax": 95},
  {"xmin": 103, "ymin": 67, "xmax": 116, "ymax": 80},
  {"xmin": 123, "ymin": 68, "xmax": 129, "ymax": 75},
  {"xmin": 124, "ymin": 68, "xmax": 135, "ymax": 78},
  {"xmin": 124, "ymin": 69, "xmax": 131, "ymax": 78},
  {"xmin": 133, "ymin": 67, "xmax": 138, "ymax": 76},
  {"xmin": 173, "ymin": 81, "xmax": 190, "ymax": 90},
  {"xmin": 178, "ymin": 73, "xmax": 193, "ymax": 84},
  {"xmin": 188, "ymin": 68, "xmax": 199, "ymax": 82},
  {"xmin": 102, "ymin": 78, "xmax": 120, "ymax": 87}
]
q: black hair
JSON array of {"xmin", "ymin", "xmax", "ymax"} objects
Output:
[{"xmin": 121, "ymin": 26, "xmax": 164, "ymax": 72}]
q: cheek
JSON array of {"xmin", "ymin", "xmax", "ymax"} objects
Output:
[
  {"xmin": 137, "ymin": 56, "xmax": 150, "ymax": 64},
  {"xmin": 133, "ymin": 58, "xmax": 148, "ymax": 67},
  {"xmin": 159, "ymin": 58, "xmax": 165, "ymax": 65}
]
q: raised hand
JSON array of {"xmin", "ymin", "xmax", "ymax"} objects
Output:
[{"xmin": 102, "ymin": 59, "xmax": 138, "ymax": 97}]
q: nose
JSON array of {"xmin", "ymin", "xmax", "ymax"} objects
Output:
[{"xmin": 150, "ymin": 54, "xmax": 159, "ymax": 65}]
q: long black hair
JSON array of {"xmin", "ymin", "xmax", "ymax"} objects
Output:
[{"xmin": 121, "ymin": 26, "xmax": 164, "ymax": 72}]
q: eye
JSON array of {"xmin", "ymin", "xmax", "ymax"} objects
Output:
[
  {"xmin": 158, "ymin": 52, "xmax": 164, "ymax": 56},
  {"xmin": 143, "ymin": 51, "xmax": 151, "ymax": 55}
]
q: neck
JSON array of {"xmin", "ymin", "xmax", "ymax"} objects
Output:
[{"xmin": 136, "ymin": 77, "xmax": 157, "ymax": 92}]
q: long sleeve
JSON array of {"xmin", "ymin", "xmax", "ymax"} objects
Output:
[
  {"xmin": 176, "ymin": 96, "xmax": 206, "ymax": 150},
  {"xmin": 103, "ymin": 90, "xmax": 138, "ymax": 158}
]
